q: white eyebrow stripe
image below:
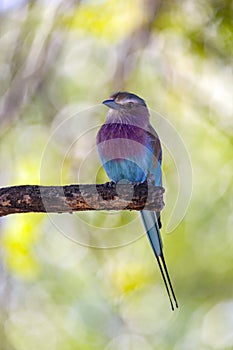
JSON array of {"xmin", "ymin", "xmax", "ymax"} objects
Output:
[{"xmin": 118, "ymin": 98, "xmax": 139, "ymax": 104}]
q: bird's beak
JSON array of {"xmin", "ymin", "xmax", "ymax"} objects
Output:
[{"xmin": 102, "ymin": 99, "xmax": 121, "ymax": 110}]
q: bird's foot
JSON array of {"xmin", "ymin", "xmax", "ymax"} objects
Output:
[
  {"xmin": 103, "ymin": 181, "xmax": 116, "ymax": 189},
  {"xmin": 132, "ymin": 179, "xmax": 148, "ymax": 191},
  {"xmin": 132, "ymin": 180, "xmax": 148, "ymax": 206},
  {"xmin": 99, "ymin": 181, "xmax": 117, "ymax": 200}
]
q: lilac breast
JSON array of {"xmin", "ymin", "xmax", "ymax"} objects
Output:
[{"xmin": 96, "ymin": 123, "xmax": 150, "ymax": 160}]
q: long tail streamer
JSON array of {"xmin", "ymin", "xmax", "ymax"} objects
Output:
[{"xmin": 140, "ymin": 210, "xmax": 178, "ymax": 310}]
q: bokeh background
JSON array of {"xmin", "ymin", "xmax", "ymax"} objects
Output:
[{"xmin": 0, "ymin": 0, "xmax": 233, "ymax": 349}]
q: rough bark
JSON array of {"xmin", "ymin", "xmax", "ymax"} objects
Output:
[{"xmin": 0, "ymin": 183, "xmax": 165, "ymax": 217}]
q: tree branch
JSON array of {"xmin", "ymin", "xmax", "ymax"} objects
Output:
[{"xmin": 0, "ymin": 183, "xmax": 165, "ymax": 217}]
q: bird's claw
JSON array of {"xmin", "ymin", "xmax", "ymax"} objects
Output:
[
  {"xmin": 132, "ymin": 180, "xmax": 148, "ymax": 206},
  {"xmin": 100, "ymin": 181, "xmax": 117, "ymax": 200}
]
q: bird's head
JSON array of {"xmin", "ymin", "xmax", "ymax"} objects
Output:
[
  {"xmin": 102, "ymin": 92, "xmax": 149, "ymax": 125},
  {"xmin": 103, "ymin": 92, "xmax": 147, "ymax": 111}
]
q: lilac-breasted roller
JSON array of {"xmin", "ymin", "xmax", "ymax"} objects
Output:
[{"xmin": 96, "ymin": 92, "xmax": 178, "ymax": 310}]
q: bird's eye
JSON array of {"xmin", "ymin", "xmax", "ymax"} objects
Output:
[{"xmin": 127, "ymin": 102, "xmax": 134, "ymax": 108}]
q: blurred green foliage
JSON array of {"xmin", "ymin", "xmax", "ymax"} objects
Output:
[{"xmin": 0, "ymin": 0, "xmax": 233, "ymax": 349}]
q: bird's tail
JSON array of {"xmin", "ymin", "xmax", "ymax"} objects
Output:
[{"xmin": 140, "ymin": 210, "xmax": 178, "ymax": 310}]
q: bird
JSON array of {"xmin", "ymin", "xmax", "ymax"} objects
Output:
[{"xmin": 96, "ymin": 91, "xmax": 178, "ymax": 310}]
